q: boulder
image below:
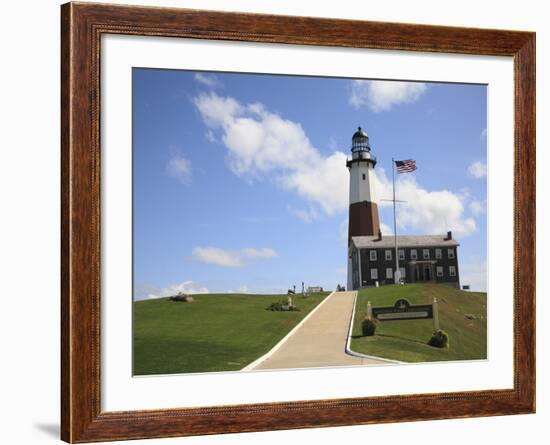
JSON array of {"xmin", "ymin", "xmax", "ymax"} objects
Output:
[{"xmin": 169, "ymin": 293, "xmax": 194, "ymax": 303}]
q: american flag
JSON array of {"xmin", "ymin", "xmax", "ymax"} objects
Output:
[{"xmin": 395, "ymin": 159, "xmax": 417, "ymax": 174}]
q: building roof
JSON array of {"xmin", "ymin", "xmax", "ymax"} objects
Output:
[{"xmin": 352, "ymin": 234, "xmax": 459, "ymax": 249}]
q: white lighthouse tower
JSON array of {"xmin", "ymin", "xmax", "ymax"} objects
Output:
[{"xmin": 346, "ymin": 127, "xmax": 380, "ymax": 289}]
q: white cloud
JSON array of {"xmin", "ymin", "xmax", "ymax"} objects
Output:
[
  {"xmin": 192, "ymin": 246, "xmax": 277, "ymax": 267},
  {"xmin": 349, "ymin": 80, "xmax": 427, "ymax": 112},
  {"xmin": 143, "ymin": 280, "xmax": 209, "ymax": 300},
  {"xmin": 375, "ymin": 169, "xmax": 477, "ymax": 237},
  {"xmin": 469, "ymin": 200, "xmax": 485, "ymax": 216},
  {"xmin": 380, "ymin": 222, "xmax": 393, "ymax": 235},
  {"xmin": 283, "ymin": 152, "xmax": 349, "ymax": 215},
  {"xmin": 166, "ymin": 155, "xmax": 192, "ymax": 184},
  {"xmin": 205, "ymin": 129, "xmax": 217, "ymax": 143},
  {"xmin": 194, "ymin": 92, "xmax": 347, "ymax": 214},
  {"xmin": 468, "ymin": 160, "xmax": 487, "ymax": 178},
  {"xmin": 194, "ymin": 73, "xmax": 223, "ymax": 89},
  {"xmin": 195, "ymin": 93, "xmax": 318, "ymax": 176}
]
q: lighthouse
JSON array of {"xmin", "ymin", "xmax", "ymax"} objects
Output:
[
  {"xmin": 347, "ymin": 127, "xmax": 380, "ymax": 241},
  {"xmin": 346, "ymin": 127, "xmax": 381, "ymax": 290}
]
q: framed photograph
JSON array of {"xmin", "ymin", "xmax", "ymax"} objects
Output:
[{"xmin": 61, "ymin": 2, "xmax": 535, "ymax": 442}]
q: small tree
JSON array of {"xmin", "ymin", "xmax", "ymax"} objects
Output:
[
  {"xmin": 361, "ymin": 317, "xmax": 378, "ymax": 336},
  {"xmin": 428, "ymin": 329, "xmax": 450, "ymax": 348}
]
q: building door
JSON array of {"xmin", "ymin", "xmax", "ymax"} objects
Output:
[{"xmin": 423, "ymin": 264, "xmax": 431, "ymax": 281}]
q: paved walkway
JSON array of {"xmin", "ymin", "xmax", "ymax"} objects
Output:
[{"xmin": 250, "ymin": 291, "xmax": 389, "ymax": 370}]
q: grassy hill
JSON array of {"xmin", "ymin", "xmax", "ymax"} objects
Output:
[
  {"xmin": 350, "ymin": 284, "xmax": 487, "ymax": 363},
  {"xmin": 133, "ymin": 292, "xmax": 328, "ymax": 375}
]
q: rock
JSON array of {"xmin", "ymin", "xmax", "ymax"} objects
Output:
[{"xmin": 169, "ymin": 293, "xmax": 194, "ymax": 302}]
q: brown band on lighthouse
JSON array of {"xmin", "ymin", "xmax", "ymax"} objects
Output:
[{"xmin": 348, "ymin": 201, "xmax": 380, "ymax": 243}]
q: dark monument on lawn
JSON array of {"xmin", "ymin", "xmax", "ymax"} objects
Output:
[{"xmin": 346, "ymin": 127, "xmax": 460, "ymax": 290}]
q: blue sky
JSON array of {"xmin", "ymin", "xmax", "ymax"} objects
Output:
[{"xmin": 133, "ymin": 68, "xmax": 487, "ymax": 299}]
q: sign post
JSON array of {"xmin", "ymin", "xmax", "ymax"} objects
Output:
[{"xmin": 432, "ymin": 298, "xmax": 440, "ymax": 330}]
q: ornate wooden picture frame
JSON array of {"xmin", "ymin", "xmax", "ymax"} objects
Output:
[{"xmin": 61, "ymin": 2, "xmax": 535, "ymax": 442}]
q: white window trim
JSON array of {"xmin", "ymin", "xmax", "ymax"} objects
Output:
[
  {"xmin": 435, "ymin": 248, "xmax": 442, "ymax": 259},
  {"xmin": 411, "ymin": 249, "xmax": 417, "ymax": 259},
  {"xmin": 448, "ymin": 248, "xmax": 455, "ymax": 259},
  {"xmin": 386, "ymin": 268, "xmax": 393, "ymax": 279},
  {"xmin": 385, "ymin": 250, "xmax": 392, "ymax": 260},
  {"xmin": 423, "ymin": 248, "xmax": 430, "ymax": 259},
  {"xmin": 449, "ymin": 266, "xmax": 457, "ymax": 276},
  {"xmin": 370, "ymin": 268, "xmax": 378, "ymax": 279},
  {"xmin": 369, "ymin": 250, "xmax": 377, "ymax": 261},
  {"xmin": 398, "ymin": 249, "xmax": 405, "ymax": 260},
  {"xmin": 436, "ymin": 266, "xmax": 444, "ymax": 277}
]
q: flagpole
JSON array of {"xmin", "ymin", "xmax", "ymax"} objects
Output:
[{"xmin": 392, "ymin": 158, "xmax": 400, "ymax": 284}]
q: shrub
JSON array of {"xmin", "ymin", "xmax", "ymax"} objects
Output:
[
  {"xmin": 361, "ymin": 317, "xmax": 378, "ymax": 336},
  {"xmin": 428, "ymin": 330, "xmax": 450, "ymax": 348},
  {"xmin": 267, "ymin": 301, "xmax": 284, "ymax": 311},
  {"xmin": 266, "ymin": 301, "xmax": 300, "ymax": 311}
]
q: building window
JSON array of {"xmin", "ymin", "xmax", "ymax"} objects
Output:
[
  {"xmin": 449, "ymin": 266, "xmax": 457, "ymax": 277},
  {"xmin": 436, "ymin": 266, "xmax": 444, "ymax": 277},
  {"xmin": 423, "ymin": 249, "xmax": 430, "ymax": 259},
  {"xmin": 362, "ymin": 173, "xmax": 366, "ymax": 180},
  {"xmin": 448, "ymin": 248, "xmax": 455, "ymax": 259},
  {"xmin": 386, "ymin": 268, "xmax": 393, "ymax": 279},
  {"xmin": 435, "ymin": 248, "xmax": 442, "ymax": 259},
  {"xmin": 370, "ymin": 268, "xmax": 378, "ymax": 280},
  {"xmin": 385, "ymin": 250, "xmax": 392, "ymax": 261},
  {"xmin": 398, "ymin": 249, "xmax": 405, "ymax": 260},
  {"xmin": 369, "ymin": 250, "xmax": 377, "ymax": 261},
  {"xmin": 399, "ymin": 267, "xmax": 406, "ymax": 278},
  {"xmin": 410, "ymin": 249, "xmax": 417, "ymax": 260}
]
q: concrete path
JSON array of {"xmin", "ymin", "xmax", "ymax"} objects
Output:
[{"xmin": 250, "ymin": 291, "xmax": 388, "ymax": 370}]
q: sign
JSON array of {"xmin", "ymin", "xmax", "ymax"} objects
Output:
[{"xmin": 371, "ymin": 298, "xmax": 434, "ymax": 322}]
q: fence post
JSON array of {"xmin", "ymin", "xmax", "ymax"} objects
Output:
[
  {"xmin": 433, "ymin": 298, "xmax": 440, "ymax": 331},
  {"xmin": 367, "ymin": 301, "xmax": 373, "ymax": 320}
]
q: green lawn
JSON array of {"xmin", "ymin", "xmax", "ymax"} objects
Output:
[
  {"xmin": 350, "ymin": 284, "xmax": 487, "ymax": 363},
  {"xmin": 133, "ymin": 292, "xmax": 329, "ymax": 375}
]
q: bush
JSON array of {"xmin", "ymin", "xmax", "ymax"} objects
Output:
[
  {"xmin": 428, "ymin": 330, "xmax": 450, "ymax": 348},
  {"xmin": 361, "ymin": 317, "xmax": 378, "ymax": 336},
  {"xmin": 266, "ymin": 301, "xmax": 300, "ymax": 311}
]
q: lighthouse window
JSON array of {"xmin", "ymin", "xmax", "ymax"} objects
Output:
[{"xmin": 362, "ymin": 173, "xmax": 366, "ymax": 180}]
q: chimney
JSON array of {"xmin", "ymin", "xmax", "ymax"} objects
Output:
[
  {"xmin": 377, "ymin": 229, "xmax": 382, "ymax": 241},
  {"xmin": 445, "ymin": 231, "xmax": 452, "ymax": 240}
]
